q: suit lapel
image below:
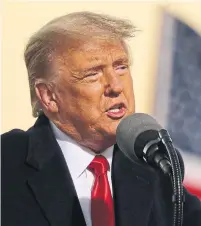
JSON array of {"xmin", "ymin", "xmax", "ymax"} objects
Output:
[
  {"xmin": 25, "ymin": 115, "xmax": 86, "ymax": 226},
  {"xmin": 112, "ymin": 145, "xmax": 156, "ymax": 226}
]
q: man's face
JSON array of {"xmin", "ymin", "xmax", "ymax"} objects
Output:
[{"xmin": 52, "ymin": 37, "xmax": 135, "ymax": 151}]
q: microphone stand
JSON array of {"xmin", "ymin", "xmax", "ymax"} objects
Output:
[
  {"xmin": 143, "ymin": 129, "xmax": 184, "ymax": 226},
  {"xmin": 159, "ymin": 129, "xmax": 185, "ymax": 226}
]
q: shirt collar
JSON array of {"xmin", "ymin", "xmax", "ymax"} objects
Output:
[{"xmin": 50, "ymin": 121, "xmax": 114, "ymax": 180}]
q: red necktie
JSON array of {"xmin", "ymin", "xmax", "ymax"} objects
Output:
[{"xmin": 88, "ymin": 155, "xmax": 115, "ymax": 226}]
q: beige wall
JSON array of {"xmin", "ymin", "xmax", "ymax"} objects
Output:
[
  {"xmin": 166, "ymin": 3, "xmax": 201, "ymax": 34},
  {"xmin": 2, "ymin": 1, "xmax": 201, "ymax": 133}
]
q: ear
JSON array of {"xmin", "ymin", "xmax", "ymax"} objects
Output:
[{"xmin": 35, "ymin": 82, "xmax": 58, "ymax": 113}]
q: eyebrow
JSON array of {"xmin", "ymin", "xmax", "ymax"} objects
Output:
[
  {"xmin": 112, "ymin": 57, "xmax": 129, "ymax": 66},
  {"xmin": 82, "ymin": 56, "xmax": 130, "ymax": 72},
  {"xmin": 82, "ymin": 65, "xmax": 104, "ymax": 73}
]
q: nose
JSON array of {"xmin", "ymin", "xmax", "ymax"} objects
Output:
[{"xmin": 104, "ymin": 69, "xmax": 123, "ymax": 97}]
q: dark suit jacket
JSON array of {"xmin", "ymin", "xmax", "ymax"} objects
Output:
[{"xmin": 2, "ymin": 114, "xmax": 201, "ymax": 226}]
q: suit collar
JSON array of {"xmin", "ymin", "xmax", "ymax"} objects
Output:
[
  {"xmin": 26, "ymin": 114, "xmax": 58, "ymax": 170},
  {"xmin": 25, "ymin": 114, "xmax": 86, "ymax": 226}
]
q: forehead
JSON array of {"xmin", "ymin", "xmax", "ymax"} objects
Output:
[{"xmin": 62, "ymin": 38, "xmax": 129, "ymax": 69}]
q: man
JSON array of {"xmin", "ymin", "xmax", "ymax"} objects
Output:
[{"xmin": 2, "ymin": 11, "xmax": 201, "ymax": 226}]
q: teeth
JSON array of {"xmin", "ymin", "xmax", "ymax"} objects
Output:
[{"xmin": 108, "ymin": 108, "xmax": 120, "ymax": 113}]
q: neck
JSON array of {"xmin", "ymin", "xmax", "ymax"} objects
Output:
[{"xmin": 50, "ymin": 120, "xmax": 116, "ymax": 153}]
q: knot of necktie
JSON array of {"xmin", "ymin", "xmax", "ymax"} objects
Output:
[{"xmin": 88, "ymin": 155, "xmax": 109, "ymax": 176}]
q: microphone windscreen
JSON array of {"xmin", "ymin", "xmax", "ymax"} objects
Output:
[
  {"xmin": 116, "ymin": 113, "xmax": 162, "ymax": 161},
  {"xmin": 116, "ymin": 113, "xmax": 185, "ymax": 180}
]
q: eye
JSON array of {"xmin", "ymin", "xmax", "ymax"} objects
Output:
[
  {"xmin": 84, "ymin": 70, "xmax": 103, "ymax": 82},
  {"xmin": 86, "ymin": 72, "xmax": 99, "ymax": 77},
  {"xmin": 115, "ymin": 64, "xmax": 129, "ymax": 72}
]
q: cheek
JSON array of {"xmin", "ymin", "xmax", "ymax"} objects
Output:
[
  {"xmin": 69, "ymin": 86, "xmax": 104, "ymax": 115},
  {"xmin": 74, "ymin": 82, "xmax": 104, "ymax": 107},
  {"xmin": 123, "ymin": 77, "xmax": 135, "ymax": 107},
  {"xmin": 123, "ymin": 75, "xmax": 134, "ymax": 95}
]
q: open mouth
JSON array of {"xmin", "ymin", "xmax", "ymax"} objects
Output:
[{"xmin": 106, "ymin": 103, "xmax": 127, "ymax": 119}]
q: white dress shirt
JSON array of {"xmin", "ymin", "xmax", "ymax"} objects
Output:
[{"xmin": 50, "ymin": 122, "xmax": 114, "ymax": 226}]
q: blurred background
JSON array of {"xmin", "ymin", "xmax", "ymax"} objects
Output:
[{"xmin": 2, "ymin": 1, "xmax": 201, "ymax": 199}]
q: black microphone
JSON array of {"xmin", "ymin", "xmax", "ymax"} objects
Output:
[
  {"xmin": 116, "ymin": 113, "xmax": 184, "ymax": 179},
  {"xmin": 116, "ymin": 113, "xmax": 185, "ymax": 226}
]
